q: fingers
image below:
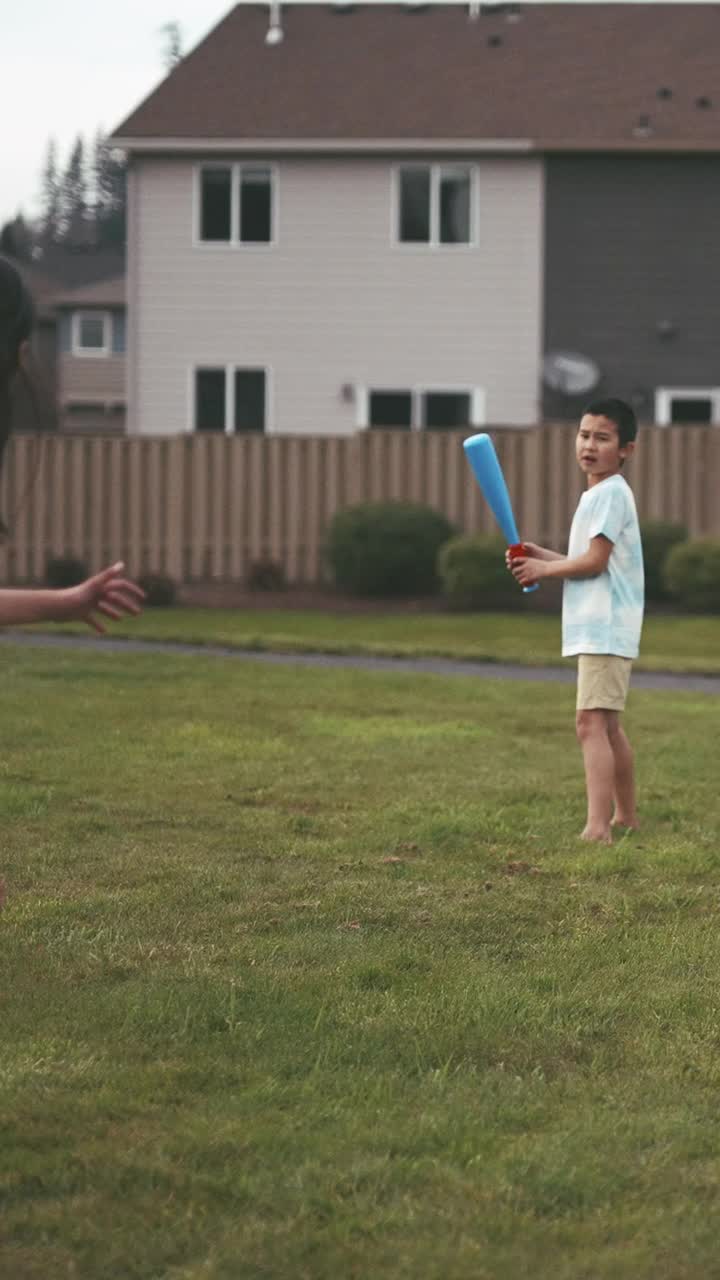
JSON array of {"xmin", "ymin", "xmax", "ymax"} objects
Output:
[
  {"xmin": 89, "ymin": 565, "xmax": 146, "ymax": 602},
  {"xmin": 102, "ymin": 587, "xmax": 144, "ymax": 615},
  {"xmin": 85, "ymin": 613, "xmax": 107, "ymax": 636},
  {"xmin": 96, "ymin": 602, "xmax": 124, "ymax": 622}
]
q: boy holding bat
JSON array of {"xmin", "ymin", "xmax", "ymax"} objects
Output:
[{"xmin": 509, "ymin": 399, "xmax": 643, "ymax": 843}]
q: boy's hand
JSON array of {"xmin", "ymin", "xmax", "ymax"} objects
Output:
[
  {"xmin": 58, "ymin": 563, "xmax": 146, "ymax": 634},
  {"xmin": 504, "ymin": 540, "xmax": 548, "ymax": 570},
  {"xmin": 510, "ymin": 556, "xmax": 547, "ymax": 587}
]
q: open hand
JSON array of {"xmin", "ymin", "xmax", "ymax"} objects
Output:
[{"xmin": 59, "ymin": 562, "xmax": 146, "ymax": 634}]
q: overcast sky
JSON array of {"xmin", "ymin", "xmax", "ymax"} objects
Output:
[
  {"xmin": 1, "ymin": 0, "xmax": 231, "ymax": 225},
  {"xmin": 2, "ymin": 0, "xmax": 711, "ymax": 227}
]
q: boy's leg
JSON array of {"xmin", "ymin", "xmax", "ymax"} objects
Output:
[
  {"xmin": 575, "ymin": 709, "xmax": 614, "ymax": 842},
  {"xmin": 605, "ymin": 711, "xmax": 638, "ymax": 829}
]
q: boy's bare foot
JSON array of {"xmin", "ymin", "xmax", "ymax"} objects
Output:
[
  {"xmin": 580, "ymin": 825, "xmax": 612, "ymax": 844},
  {"xmin": 611, "ymin": 815, "xmax": 639, "ymax": 832}
]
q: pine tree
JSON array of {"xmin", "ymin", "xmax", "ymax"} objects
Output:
[
  {"xmin": 40, "ymin": 139, "xmax": 61, "ymax": 246},
  {"xmin": 92, "ymin": 131, "xmax": 127, "ymax": 247},
  {"xmin": 60, "ymin": 136, "xmax": 89, "ymax": 245},
  {"xmin": 0, "ymin": 214, "xmax": 34, "ymax": 261},
  {"xmin": 160, "ymin": 21, "xmax": 183, "ymax": 72}
]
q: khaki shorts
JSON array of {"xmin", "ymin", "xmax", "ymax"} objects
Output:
[{"xmin": 576, "ymin": 654, "xmax": 633, "ymax": 712}]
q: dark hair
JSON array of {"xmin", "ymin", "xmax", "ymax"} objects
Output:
[
  {"xmin": 0, "ymin": 255, "xmax": 36, "ymax": 465},
  {"xmin": 583, "ymin": 397, "xmax": 638, "ymax": 447}
]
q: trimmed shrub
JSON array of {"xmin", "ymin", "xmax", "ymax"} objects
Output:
[
  {"xmin": 138, "ymin": 573, "xmax": 177, "ymax": 607},
  {"xmin": 247, "ymin": 559, "xmax": 286, "ymax": 591},
  {"xmin": 640, "ymin": 521, "xmax": 688, "ymax": 601},
  {"xmin": 45, "ymin": 556, "xmax": 87, "ymax": 588},
  {"xmin": 326, "ymin": 501, "xmax": 455, "ymax": 597},
  {"xmin": 438, "ymin": 534, "xmax": 521, "ymax": 610},
  {"xmin": 663, "ymin": 539, "xmax": 720, "ymax": 613}
]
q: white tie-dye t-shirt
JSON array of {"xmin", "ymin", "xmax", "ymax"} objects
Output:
[{"xmin": 562, "ymin": 474, "xmax": 644, "ymax": 659}]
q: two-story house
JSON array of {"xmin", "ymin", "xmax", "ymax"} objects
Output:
[{"xmin": 113, "ymin": 2, "xmax": 720, "ymax": 434}]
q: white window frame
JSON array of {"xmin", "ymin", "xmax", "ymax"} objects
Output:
[
  {"xmin": 655, "ymin": 387, "xmax": 720, "ymax": 426},
  {"xmin": 193, "ymin": 163, "xmax": 277, "ymax": 248},
  {"xmin": 392, "ymin": 164, "xmax": 479, "ymax": 249},
  {"xmin": 71, "ymin": 311, "xmax": 111, "ymax": 358},
  {"xmin": 189, "ymin": 364, "xmax": 272, "ymax": 434},
  {"xmin": 359, "ymin": 385, "xmax": 485, "ymax": 430}
]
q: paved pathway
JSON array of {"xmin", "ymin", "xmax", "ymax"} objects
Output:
[{"xmin": 2, "ymin": 631, "xmax": 719, "ymax": 694}]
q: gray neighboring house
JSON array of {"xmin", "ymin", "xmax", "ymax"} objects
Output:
[
  {"xmin": 112, "ymin": 2, "xmax": 720, "ymax": 435},
  {"xmin": 54, "ymin": 276, "xmax": 127, "ymax": 433}
]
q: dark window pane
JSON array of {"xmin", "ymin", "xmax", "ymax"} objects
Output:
[
  {"xmin": 78, "ymin": 315, "xmax": 105, "ymax": 349},
  {"xmin": 240, "ymin": 169, "xmax": 272, "ymax": 243},
  {"xmin": 195, "ymin": 368, "xmax": 226, "ymax": 431},
  {"xmin": 399, "ymin": 169, "xmax": 430, "ymax": 243},
  {"xmin": 439, "ymin": 169, "xmax": 471, "ymax": 244},
  {"xmin": 235, "ymin": 369, "xmax": 266, "ymax": 432},
  {"xmin": 670, "ymin": 397, "xmax": 712, "ymax": 424},
  {"xmin": 369, "ymin": 391, "xmax": 412, "ymax": 428},
  {"xmin": 423, "ymin": 392, "xmax": 472, "ymax": 429},
  {"xmin": 201, "ymin": 168, "xmax": 232, "ymax": 241}
]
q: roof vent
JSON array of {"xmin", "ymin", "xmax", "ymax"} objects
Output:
[
  {"xmin": 488, "ymin": 33, "xmax": 503, "ymax": 47},
  {"xmin": 265, "ymin": 1, "xmax": 283, "ymax": 45},
  {"xmin": 696, "ymin": 95, "xmax": 713, "ymax": 110},
  {"xmin": 657, "ymin": 86, "xmax": 673, "ymax": 100}
]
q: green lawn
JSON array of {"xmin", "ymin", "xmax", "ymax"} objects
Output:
[
  {"xmin": 2, "ymin": 645, "xmax": 720, "ymax": 1278},
  {"xmin": 21, "ymin": 604, "xmax": 720, "ymax": 672}
]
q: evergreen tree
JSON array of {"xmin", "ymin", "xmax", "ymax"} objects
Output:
[
  {"xmin": 92, "ymin": 131, "xmax": 127, "ymax": 247},
  {"xmin": 60, "ymin": 136, "xmax": 89, "ymax": 245},
  {"xmin": 160, "ymin": 21, "xmax": 183, "ymax": 72},
  {"xmin": 40, "ymin": 139, "xmax": 61, "ymax": 246},
  {"xmin": 0, "ymin": 214, "xmax": 34, "ymax": 261}
]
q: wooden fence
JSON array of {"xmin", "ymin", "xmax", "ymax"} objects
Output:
[{"xmin": 0, "ymin": 427, "xmax": 718, "ymax": 585}]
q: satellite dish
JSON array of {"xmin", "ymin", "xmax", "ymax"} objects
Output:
[{"xmin": 543, "ymin": 351, "xmax": 600, "ymax": 396}]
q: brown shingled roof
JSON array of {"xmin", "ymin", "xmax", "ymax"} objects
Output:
[
  {"xmin": 52, "ymin": 276, "xmax": 126, "ymax": 309},
  {"xmin": 113, "ymin": 3, "xmax": 720, "ymax": 151}
]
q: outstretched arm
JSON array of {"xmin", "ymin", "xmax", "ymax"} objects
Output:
[
  {"xmin": 510, "ymin": 535, "xmax": 613, "ymax": 587},
  {"xmin": 0, "ymin": 563, "xmax": 145, "ymax": 633}
]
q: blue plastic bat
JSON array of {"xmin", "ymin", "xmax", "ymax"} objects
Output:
[{"xmin": 463, "ymin": 433, "xmax": 539, "ymax": 594}]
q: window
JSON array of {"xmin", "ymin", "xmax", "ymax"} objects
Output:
[
  {"xmin": 72, "ymin": 311, "xmax": 110, "ymax": 356},
  {"xmin": 200, "ymin": 167, "xmax": 232, "ymax": 241},
  {"xmin": 195, "ymin": 369, "xmax": 227, "ymax": 432},
  {"xmin": 198, "ymin": 164, "xmax": 274, "ymax": 245},
  {"xmin": 194, "ymin": 367, "xmax": 267, "ymax": 433},
  {"xmin": 235, "ymin": 370, "xmax": 266, "ymax": 432},
  {"xmin": 239, "ymin": 169, "xmax": 272, "ymax": 243},
  {"xmin": 366, "ymin": 387, "xmax": 482, "ymax": 430},
  {"xmin": 422, "ymin": 391, "xmax": 472, "ymax": 429},
  {"xmin": 655, "ymin": 388, "xmax": 720, "ymax": 425},
  {"xmin": 369, "ymin": 391, "xmax": 413, "ymax": 428},
  {"xmin": 399, "ymin": 170, "xmax": 431, "ymax": 243},
  {"xmin": 397, "ymin": 165, "xmax": 475, "ymax": 245}
]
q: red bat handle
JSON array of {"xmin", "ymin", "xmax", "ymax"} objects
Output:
[{"xmin": 508, "ymin": 542, "xmax": 539, "ymax": 594}]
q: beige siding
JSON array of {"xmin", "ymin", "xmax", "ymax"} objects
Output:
[
  {"xmin": 59, "ymin": 355, "xmax": 126, "ymax": 401},
  {"xmin": 129, "ymin": 156, "xmax": 543, "ymax": 435}
]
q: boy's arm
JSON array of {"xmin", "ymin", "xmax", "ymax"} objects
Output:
[
  {"xmin": 522, "ymin": 542, "xmax": 565, "ymax": 563},
  {"xmin": 511, "ymin": 535, "xmax": 612, "ymax": 587}
]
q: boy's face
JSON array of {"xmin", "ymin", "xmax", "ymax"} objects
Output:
[{"xmin": 576, "ymin": 413, "xmax": 634, "ymax": 484}]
